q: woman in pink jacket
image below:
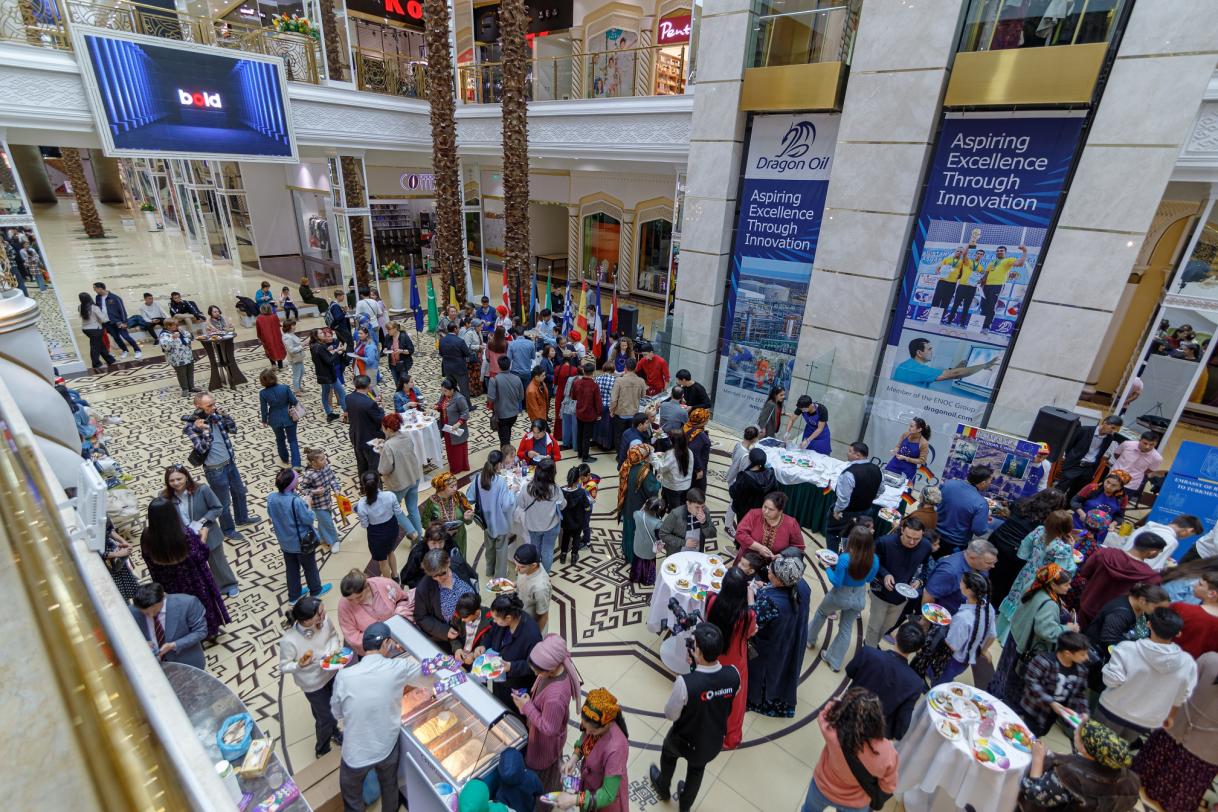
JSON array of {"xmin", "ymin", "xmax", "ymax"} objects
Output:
[
  {"xmin": 511, "ymin": 634, "xmax": 582, "ymax": 792},
  {"xmin": 336, "ymin": 569, "xmax": 412, "ymax": 654},
  {"xmin": 802, "ymin": 687, "xmax": 898, "ymax": 812}
]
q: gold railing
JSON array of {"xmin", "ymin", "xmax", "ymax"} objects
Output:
[
  {"xmin": 0, "ymin": 0, "xmax": 322, "ymax": 83},
  {"xmin": 456, "ymin": 41, "xmax": 689, "ymax": 104},
  {"xmin": 353, "ymin": 45, "xmax": 427, "ymax": 99}
]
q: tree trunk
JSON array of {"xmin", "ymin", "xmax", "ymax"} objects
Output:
[
  {"xmin": 349, "ymin": 216, "xmax": 370, "ymax": 291},
  {"xmin": 61, "ymin": 148, "xmax": 105, "ymax": 239},
  {"xmin": 318, "ymin": 0, "xmax": 347, "ymax": 81},
  {"xmin": 423, "ymin": 0, "xmax": 465, "ymax": 305},
  {"xmin": 500, "ymin": 0, "xmax": 530, "ymax": 316}
]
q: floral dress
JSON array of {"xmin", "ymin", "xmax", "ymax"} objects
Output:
[{"xmin": 996, "ymin": 526, "xmax": 1077, "ymax": 640}]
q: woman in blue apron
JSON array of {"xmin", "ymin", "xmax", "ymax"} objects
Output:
[
  {"xmin": 884, "ymin": 417, "xmax": 930, "ymax": 482},
  {"xmin": 787, "ymin": 395, "xmax": 831, "ymax": 454}
]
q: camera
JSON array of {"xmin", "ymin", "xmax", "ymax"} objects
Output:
[{"xmin": 667, "ymin": 597, "xmax": 702, "ymax": 635}]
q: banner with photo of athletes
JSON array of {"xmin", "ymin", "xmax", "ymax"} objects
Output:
[{"xmin": 867, "ymin": 112, "xmax": 1086, "ymax": 479}]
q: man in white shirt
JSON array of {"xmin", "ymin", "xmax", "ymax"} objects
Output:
[
  {"xmin": 1108, "ymin": 514, "xmax": 1203, "ymax": 570},
  {"xmin": 331, "ymin": 622, "xmax": 420, "ymax": 811},
  {"xmin": 128, "ymin": 292, "xmax": 169, "ymax": 341},
  {"xmin": 513, "ymin": 543, "xmax": 552, "ymax": 631}
]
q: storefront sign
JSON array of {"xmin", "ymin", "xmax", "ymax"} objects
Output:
[
  {"xmin": 400, "ymin": 172, "xmax": 435, "ymax": 192},
  {"xmin": 866, "ymin": 113, "xmax": 1086, "ymax": 477},
  {"xmin": 657, "ymin": 13, "xmax": 692, "ymax": 45},
  {"xmin": 346, "ymin": 0, "xmax": 424, "ymax": 28},
  {"xmin": 473, "ymin": 0, "xmax": 573, "ymax": 41},
  {"xmin": 1146, "ymin": 440, "xmax": 1218, "ymax": 558},
  {"xmin": 714, "ymin": 113, "xmax": 839, "ymax": 429}
]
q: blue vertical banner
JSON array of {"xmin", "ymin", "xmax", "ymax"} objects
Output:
[
  {"xmin": 1146, "ymin": 440, "xmax": 1218, "ymax": 559},
  {"xmin": 714, "ymin": 113, "xmax": 839, "ymax": 428},
  {"xmin": 867, "ymin": 112, "xmax": 1086, "ymax": 478}
]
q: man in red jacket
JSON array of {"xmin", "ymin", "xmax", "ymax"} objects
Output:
[
  {"xmin": 1078, "ymin": 532, "xmax": 1166, "ymax": 626},
  {"xmin": 636, "ymin": 342, "xmax": 671, "ymax": 396},
  {"xmin": 571, "ymin": 363, "xmax": 602, "ymax": 463}
]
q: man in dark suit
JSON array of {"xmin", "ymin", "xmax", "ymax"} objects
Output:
[
  {"xmin": 1055, "ymin": 415, "xmax": 1124, "ymax": 498},
  {"xmin": 843, "ymin": 622, "xmax": 926, "ymax": 739},
  {"xmin": 93, "ymin": 281, "xmax": 141, "ymax": 359},
  {"xmin": 129, "ymin": 582, "xmax": 208, "ymax": 670},
  {"xmin": 346, "ymin": 374, "xmax": 385, "ymax": 476},
  {"xmin": 438, "ymin": 322, "xmax": 473, "ymax": 399}
]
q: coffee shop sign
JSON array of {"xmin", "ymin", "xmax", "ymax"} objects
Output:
[{"xmin": 400, "ymin": 172, "xmax": 435, "ymax": 191}]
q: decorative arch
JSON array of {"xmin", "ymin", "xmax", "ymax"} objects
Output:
[
  {"xmin": 576, "ymin": 191, "xmax": 626, "ymax": 288},
  {"xmin": 632, "ymin": 195, "xmax": 675, "ymax": 298}
]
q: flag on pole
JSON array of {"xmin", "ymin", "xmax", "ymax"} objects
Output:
[
  {"xmin": 409, "ymin": 260, "xmax": 423, "ymax": 332},
  {"xmin": 574, "ymin": 282, "xmax": 589, "ymax": 343},
  {"xmin": 610, "ymin": 286, "xmax": 619, "ymax": 335},
  {"xmin": 544, "ymin": 269, "xmax": 552, "ymax": 315},
  {"xmin": 426, "ymin": 277, "xmax": 438, "ymax": 332},
  {"xmin": 449, "ymin": 285, "xmax": 459, "ymax": 309},
  {"xmin": 593, "ymin": 279, "xmax": 605, "ymax": 357},
  {"xmin": 528, "ymin": 271, "xmax": 536, "ymax": 321},
  {"xmin": 561, "ymin": 287, "xmax": 573, "ymax": 335},
  {"xmin": 464, "ymin": 262, "xmax": 474, "ymax": 307},
  {"xmin": 501, "ymin": 266, "xmax": 511, "ymax": 314}
]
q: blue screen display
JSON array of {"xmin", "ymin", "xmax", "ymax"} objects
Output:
[{"xmin": 81, "ymin": 32, "xmax": 294, "ymax": 160}]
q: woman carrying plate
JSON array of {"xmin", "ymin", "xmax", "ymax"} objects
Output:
[
  {"xmin": 553, "ymin": 689, "xmax": 631, "ymax": 812},
  {"xmin": 278, "ymin": 596, "xmax": 344, "ymax": 759}
]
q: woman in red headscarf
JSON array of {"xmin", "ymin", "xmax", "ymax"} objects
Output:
[
  {"xmin": 988, "ymin": 563, "xmax": 1077, "ymax": 707},
  {"xmin": 511, "ymin": 633, "xmax": 582, "ymax": 792}
]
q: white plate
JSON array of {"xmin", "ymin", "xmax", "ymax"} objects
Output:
[
  {"xmin": 815, "ymin": 549, "xmax": 838, "ymax": 566},
  {"xmin": 894, "ymin": 583, "xmax": 919, "ymax": 599}
]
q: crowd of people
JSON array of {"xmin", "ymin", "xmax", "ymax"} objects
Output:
[{"xmin": 79, "ymin": 276, "xmax": 1218, "ymax": 812}]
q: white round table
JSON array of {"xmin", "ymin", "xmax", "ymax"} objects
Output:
[
  {"xmin": 645, "ymin": 550, "xmax": 728, "ymax": 634},
  {"xmin": 397, "ymin": 411, "xmax": 443, "ymax": 470},
  {"xmin": 895, "ymin": 682, "xmax": 1034, "ymax": 812}
]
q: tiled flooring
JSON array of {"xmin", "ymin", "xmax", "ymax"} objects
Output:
[{"xmin": 47, "ymin": 200, "xmax": 1161, "ymax": 812}]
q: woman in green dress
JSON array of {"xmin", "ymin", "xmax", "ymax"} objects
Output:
[
  {"xmin": 616, "ymin": 443, "xmax": 659, "ymax": 565},
  {"xmin": 419, "ymin": 471, "xmax": 475, "ymax": 558}
]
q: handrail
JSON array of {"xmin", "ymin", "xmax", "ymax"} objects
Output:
[
  {"xmin": 957, "ymin": 0, "xmax": 1123, "ymax": 52},
  {"xmin": 755, "ymin": 4, "xmax": 848, "ymax": 22},
  {"xmin": 353, "ymin": 44, "xmax": 427, "ymax": 98},
  {"xmin": 750, "ymin": 0, "xmax": 859, "ymax": 68}
]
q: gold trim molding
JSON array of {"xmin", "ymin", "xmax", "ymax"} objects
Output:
[
  {"xmin": 741, "ymin": 61, "xmax": 845, "ymax": 112},
  {"xmin": 945, "ymin": 43, "xmax": 1108, "ymax": 107}
]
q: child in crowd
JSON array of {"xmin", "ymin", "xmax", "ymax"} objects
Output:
[
  {"xmin": 450, "ymin": 592, "xmax": 493, "ymax": 667},
  {"xmin": 279, "ymin": 286, "xmax": 299, "ymax": 321},
  {"xmin": 1098, "ymin": 607, "xmax": 1198, "ymax": 743},
  {"xmin": 559, "ymin": 467, "xmax": 594, "ymax": 567},
  {"xmin": 939, "ymin": 571, "xmax": 997, "ymax": 685},
  {"xmin": 299, "ymin": 447, "xmax": 342, "ymax": 554},
  {"xmin": 629, "ymin": 496, "xmax": 666, "ymax": 587},
  {"xmin": 1020, "ymin": 631, "xmax": 1091, "ymax": 737}
]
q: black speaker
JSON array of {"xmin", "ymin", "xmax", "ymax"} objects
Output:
[
  {"xmin": 616, "ymin": 305, "xmax": 639, "ymax": 340},
  {"xmin": 1028, "ymin": 407, "xmax": 1080, "ymax": 462}
]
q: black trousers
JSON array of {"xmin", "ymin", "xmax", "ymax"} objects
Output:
[
  {"xmin": 980, "ymin": 283, "xmax": 1003, "ymax": 329},
  {"xmin": 930, "ymin": 280, "xmax": 956, "ymax": 310},
  {"xmin": 83, "ymin": 328, "xmax": 116, "ymax": 368},
  {"xmin": 560, "ymin": 526, "xmax": 584, "ymax": 560},
  {"xmin": 612, "ymin": 416, "xmax": 631, "ymax": 454},
  {"xmin": 495, "ymin": 413, "xmax": 517, "ymax": 448},
  {"xmin": 303, "ymin": 678, "xmax": 339, "ymax": 750},
  {"xmin": 656, "ymin": 732, "xmax": 712, "ymax": 812},
  {"xmin": 354, "ymin": 443, "xmax": 380, "ymax": 477},
  {"xmin": 947, "ymin": 285, "xmax": 976, "ymax": 326},
  {"xmin": 577, "ymin": 419, "xmax": 596, "ymax": 460},
  {"xmin": 826, "ymin": 508, "xmax": 872, "ymax": 553},
  {"xmin": 339, "ymin": 739, "xmax": 401, "ymax": 812},
  {"xmin": 661, "ymin": 486, "xmax": 687, "ymax": 512}
]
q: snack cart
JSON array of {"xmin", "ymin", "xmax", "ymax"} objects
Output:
[{"xmin": 384, "ymin": 617, "xmax": 527, "ymax": 812}]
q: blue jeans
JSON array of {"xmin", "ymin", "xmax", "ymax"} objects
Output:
[
  {"xmin": 273, "ymin": 423, "xmax": 301, "ymax": 467},
  {"xmin": 125, "ymin": 314, "xmax": 162, "ymax": 339},
  {"xmin": 802, "ymin": 777, "xmax": 868, "ymax": 812},
  {"xmin": 561, "ymin": 412, "xmax": 576, "ymax": 449},
  {"xmin": 530, "ymin": 525, "xmax": 561, "ymax": 573},
  {"xmin": 321, "ymin": 381, "xmax": 346, "ymax": 415},
  {"xmin": 291, "ymin": 361, "xmax": 305, "ymax": 392},
  {"xmin": 807, "ymin": 583, "xmax": 868, "ymax": 671},
  {"xmin": 103, "ymin": 321, "xmax": 138, "ymax": 353},
  {"xmin": 315, "ymin": 508, "xmax": 339, "ymax": 546},
  {"xmin": 392, "ymin": 484, "xmax": 422, "ymax": 538},
  {"xmin": 203, "ymin": 461, "xmax": 250, "ymax": 534}
]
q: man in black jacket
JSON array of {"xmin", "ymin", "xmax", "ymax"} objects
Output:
[
  {"xmin": 828, "ymin": 441, "xmax": 882, "ymax": 552},
  {"xmin": 346, "ymin": 374, "xmax": 384, "ymax": 476},
  {"xmin": 438, "ymin": 322, "xmax": 474, "ymax": 399},
  {"xmin": 94, "ymin": 282, "xmax": 141, "ymax": 359},
  {"xmin": 844, "ymin": 622, "xmax": 927, "ymax": 739},
  {"xmin": 310, "ymin": 327, "xmax": 346, "ymax": 422},
  {"xmin": 1055, "ymin": 415, "xmax": 1123, "ymax": 498},
  {"xmin": 650, "ymin": 623, "xmax": 739, "ymax": 812}
]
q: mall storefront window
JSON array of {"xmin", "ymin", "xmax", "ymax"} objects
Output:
[
  {"xmin": 958, "ymin": 0, "xmax": 1128, "ymax": 51},
  {"xmin": 581, "ymin": 211, "xmax": 620, "ymax": 286}
]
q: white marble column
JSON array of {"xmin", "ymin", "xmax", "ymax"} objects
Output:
[
  {"xmin": 992, "ymin": 0, "xmax": 1218, "ymax": 435},
  {"xmin": 667, "ymin": 0, "xmax": 752, "ymax": 385},
  {"xmin": 790, "ymin": 0, "xmax": 965, "ymax": 450}
]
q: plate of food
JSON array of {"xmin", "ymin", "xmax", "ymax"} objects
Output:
[
  {"xmin": 972, "ymin": 740, "xmax": 1011, "ymax": 770},
  {"xmin": 936, "ymin": 718, "xmax": 960, "ymax": 741},
  {"xmin": 894, "ymin": 583, "xmax": 919, "ymax": 599},
  {"xmin": 710, "ymin": 580, "xmax": 721, "ymax": 590},
  {"xmin": 487, "ymin": 577, "xmax": 516, "ymax": 594},
  {"xmin": 711, "ymin": 568, "xmax": 726, "ymax": 578},
  {"xmin": 922, "ymin": 603, "xmax": 952, "ymax": 626},
  {"xmin": 707, "ymin": 556, "xmax": 721, "ymax": 566},
  {"xmin": 664, "ymin": 562, "xmax": 679, "ymax": 575},
  {"xmin": 320, "ymin": 647, "xmax": 354, "ymax": 671},
  {"xmin": 676, "ymin": 578, "xmax": 692, "ymax": 591},
  {"xmin": 1000, "ymin": 723, "xmax": 1034, "ymax": 753},
  {"xmin": 948, "ymin": 685, "xmax": 970, "ymax": 699},
  {"xmin": 815, "ymin": 549, "xmax": 839, "ymax": 566},
  {"xmin": 971, "ymin": 697, "xmax": 998, "ymax": 720},
  {"xmin": 471, "ymin": 653, "xmax": 506, "ymax": 680},
  {"xmin": 1071, "ymin": 547, "xmax": 1084, "ymax": 565}
]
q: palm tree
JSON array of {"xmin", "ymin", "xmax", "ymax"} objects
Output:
[
  {"xmin": 318, "ymin": 0, "xmax": 347, "ymax": 81},
  {"xmin": 423, "ymin": 0, "xmax": 465, "ymax": 304},
  {"xmin": 61, "ymin": 148, "xmax": 104, "ymax": 238},
  {"xmin": 499, "ymin": 0, "xmax": 530, "ymax": 314}
]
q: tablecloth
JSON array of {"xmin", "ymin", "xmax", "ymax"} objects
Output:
[
  {"xmin": 397, "ymin": 411, "xmax": 444, "ymax": 470},
  {"xmin": 895, "ymin": 683, "xmax": 1033, "ymax": 812},
  {"xmin": 645, "ymin": 550, "xmax": 728, "ymax": 633}
]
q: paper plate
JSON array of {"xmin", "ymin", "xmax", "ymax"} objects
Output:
[
  {"xmin": 320, "ymin": 647, "xmax": 354, "ymax": 671},
  {"xmin": 894, "ymin": 583, "xmax": 919, "ymax": 599},
  {"xmin": 922, "ymin": 602, "xmax": 952, "ymax": 626},
  {"xmin": 471, "ymin": 653, "xmax": 505, "ymax": 680},
  {"xmin": 815, "ymin": 549, "xmax": 838, "ymax": 566},
  {"xmin": 487, "ymin": 578, "xmax": 516, "ymax": 593},
  {"xmin": 936, "ymin": 718, "xmax": 960, "ymax": 740}
]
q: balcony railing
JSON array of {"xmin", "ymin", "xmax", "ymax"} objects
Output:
[
  {"xmin": 354, "ymin": 45, "xmax": 427, "ymax": 99},
  {"xmin": 0, "ymin": 0, "xmax": 322, "ymax": 83},
  {"xmin": 750, "ymin": 1, "xmax": 860, "ymax": 69},
  {"xmin": 957, "ymin": 0, "xmax": 1128, "ymax": 52},
  {"xmin": 456, "ymin": 42, "xmax": 689, "ymax": 105}
]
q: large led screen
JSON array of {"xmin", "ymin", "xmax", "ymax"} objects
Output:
[{"xmin": 71, "ymin": 27, "xmax": 297, "ymax": 162}]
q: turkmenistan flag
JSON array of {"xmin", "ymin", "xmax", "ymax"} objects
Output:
[{"xmin": 426, "ymin": 277, "xmax": 438, "ymax": 332}]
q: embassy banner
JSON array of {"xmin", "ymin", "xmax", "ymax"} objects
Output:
[
  {"xmin": 867, "ymin": 112, "xmax": 1085, "ymax": 479},
  {"xmin": 714, "ymin": 113, "xmax": 839, "ymax": 429}
]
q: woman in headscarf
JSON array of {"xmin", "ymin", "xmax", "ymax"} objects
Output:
[
  {"xmin": 1017, "ymin": 720, "xmax": 1140, "ymax": 811},
  {"xmin": 996, "ymin": 509, "xmax": 1078, "ymax": 641},
  {"xmin": 683, "ymin": 407, "xmax": 712, "ymax": 490},
  {"xmin": 988, "ymin": 488, "xmax": 1068, "ymax": 608},
  {"xmin": 554, "ymin": 688, "xmax": 630, "ymax": 812},
  {"xmin": 511, "ymin": 633, "xmax": 583, "ymax": 792},
  {"xmin": 616, "ymin": 443, "xmax": 660, "ymax": 565},
  {"xmin": 1070, "ymin": 470, "xmax": 1129, "ymax": 539},
  {"xmin": 420, "ymin": 471, "xmax": 475, "ymax": 558},
  {"xmin": 989, "ymin": 563, "xmax": 1078, "ymax": 707},
  {"xmin": 728, "ymin": 447, "xmax": 776, "ymax": 523},
  {"xmin": 1131, "ymin": 651, "xmax": 1218, "ymax": 812},
  {"xmin": 747, "ymin": 553, "xmax": 811, "ymax": 718}
]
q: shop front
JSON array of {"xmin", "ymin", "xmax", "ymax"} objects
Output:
[
  {"xmin": 347, "ymin": 0, "xmax": 428, "ymax": 97},
  {"xmin": 463, "ymin": 0, "xmax": 574, "ymax": 103},
  {"xmin": 368, "ymin": 164, "xmax": 437, "ymax": 276}
]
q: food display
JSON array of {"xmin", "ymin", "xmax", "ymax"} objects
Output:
[
  {"xmin": 927, "ymin": 688, "xmax": 979, "ymax": 721},
  {"xmin": 487, "ymin": 577, "xmax": 516, "ymax": 594},
  {"xmin": 1000, "ymin": 723, "xmax": 1034, "ymax": 753},
  {"xmin": 922, "ymin": 602, "xmax": 952, "ymax": 626},
  {"xmin": 320, "ymin": 647, "xmax": 354, "ymax": 671},
  {"xmin": 440, "ymin": 738, "xmax": 485, "ymax": 780},
  {"xmin": 414, "ymin": 711, "xmax": 457, "ymax": 745},
  {"xmin": 401, "ymin": 687, "xmax": 433, "ymax": 720}
]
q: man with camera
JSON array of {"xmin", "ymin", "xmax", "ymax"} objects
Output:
[
  {"xmin": 182, "ymin": 392, "xmax": 258, "ymax": 538},
  {"xmin": 649, "ymin": 623, "xmax": 740, "ymax": 812}
]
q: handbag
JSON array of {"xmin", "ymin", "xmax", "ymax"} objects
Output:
[
  {"xmin": 842, "ymin": 744, "xmax": 893, "ymax": 811},
  {"xmin": 470, "ymin": 480, "xmax": 488, "ymax": 530},
  {"xmin": 289, "ymin": 390, "xmax": 306, "ymax": 422},
  {"xmin": 188, "ymin": 445, "xmax": 206, "ymax": 467},
  {"xmin": 291, "ymin": 498, "xmax": 320, "ymax": 555}
]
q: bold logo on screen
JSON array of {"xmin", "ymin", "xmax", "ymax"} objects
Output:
[
  {"xmin": 178, "ymin": 89, "xmax": 223, "ymax": 109},
  {"xmin": 757, "ymin": 120, "xmax": 829, "ymax": 173}
]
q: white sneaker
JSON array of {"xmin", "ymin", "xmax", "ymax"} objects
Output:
[
  {"xmin": 331, "ymin": 542, "xmax": 342, "ymax": 555},
  {"xmin": 134, "ymin": 350, "xmax": 143, "ymax": 360},
  {"xmin": 118, "ymin": 351, "xmax": 129, "ymax": 360}
]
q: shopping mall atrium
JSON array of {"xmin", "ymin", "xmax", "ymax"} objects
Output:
[{"xmin": 3, "ymin": 0, "xmax": 1218, "ymax": 810}]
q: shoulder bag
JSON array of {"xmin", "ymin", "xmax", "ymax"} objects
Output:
[
  {"xmin": 290, "ymin": 497, "xmax": 321, "ymax": 555},
  {"xmin": 288, "ymin": 388, "xmax": 306, "ymax": 422},
  {"xmin": 470, "ymin": 480, "xmax": 488, "ymax": 530},
  {"xmin": 842, "ymin": 744, "xmax": 892, "ymax": 811}
]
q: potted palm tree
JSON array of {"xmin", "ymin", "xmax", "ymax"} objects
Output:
[{"xmin": 382, "ymin": 260, "xmax": 406, "ymax": 312}]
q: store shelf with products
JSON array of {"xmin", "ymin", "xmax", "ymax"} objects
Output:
[
  {"xmin": 654, "ymin": 50, "xmax": 686, "ymax": 95},
  {"xmin": 385, "ymin": 618, "xmax": 527, "ymax": 812},
  {"xmin": 372, "ymin": 200, "xmax": 434, "ymax": 270}
]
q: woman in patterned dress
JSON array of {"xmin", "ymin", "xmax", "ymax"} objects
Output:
[
  {"xmin": 996, "ymin": 510, "xmax": 1078, "ymax": 641},
  {"xmin": 140, "ymin": 496, "xmax": 230, "ymax": 639}
]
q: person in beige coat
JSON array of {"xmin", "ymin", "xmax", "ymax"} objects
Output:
[
  {"xmin": 610, "ymin": 358, "xmax": 648, "ymax": 453},
  {"xmin": 377, "ymin": 413, "xmax": 424, "ymax": 541}
]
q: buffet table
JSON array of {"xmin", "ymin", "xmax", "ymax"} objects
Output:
[
  {"xmin": 646, "ymin": 550, "xmax": 728, "ymax": 634},
  {"xmin": 395, "ymin": 409, "xmax": 444, "ymax": 470},
  {"xmin": 163, "ymin": 662, "xmax": 310, "ymax": 811},
  {"xmin": 895, "ymin": 683, "xmax": 1035, "ymax": 812}
]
